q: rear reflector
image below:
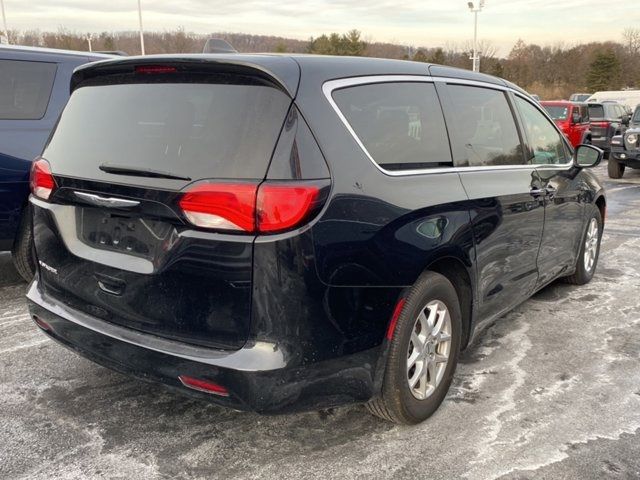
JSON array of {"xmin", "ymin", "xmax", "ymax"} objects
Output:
[
  {"xmin": 178, "ymin": 375, "xmax": 229, "ymax": 396},
  {"xmin": 135, "ymin": 65, "xmax": 177, "ymax": 74},
  {"xmin": 30, "ymin": 158, "xmax": 56, "ymax": 201},
  {"xmin": 386, "ymin": 298, "xmax": 406, "ymax": 340},
  {"xmin": 33, "ymin": 315, "xmax": 52, "ymax": 332},
  {"xmin": 178, "ymin": 181, "xmax": 327, "ymax": 233}
]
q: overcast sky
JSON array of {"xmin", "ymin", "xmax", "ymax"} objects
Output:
[{"xmin": 2, "ymin": 0, "xmax": 638, "ymax": 54}]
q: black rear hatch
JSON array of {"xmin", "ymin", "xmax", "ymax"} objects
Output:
[{"xmin": 33, "ymin": 60, "xmax": 295, "ymax": 349}]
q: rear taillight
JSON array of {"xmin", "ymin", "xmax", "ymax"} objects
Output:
[
  {"xmin": 591, "ymin": 121, "xmax": 610, "ymax": 128},
  {"xmin": 257, "ymin": 184, "xmax": 321, "ymax": 233},
  {"xmin": 178, "ymin": 183, "xmax": 258, "ymax": 232},
  {"xmin": 178, "ymin": 181, "xmax": 327, "ymax": 234},
  {"xmin": 30, "ymin": 158, "xmax": 56, "ymax": 201}
]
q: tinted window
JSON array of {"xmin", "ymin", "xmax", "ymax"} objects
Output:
[
  {"xmin": 44, "ymin": 82, "xmax": 291, "ymax": 183},
  {"xmin": 0, "ymin": 60, "xmax": 57, "ymax": 120},
  {"xmin": 580, "ymin": 105, "xmax": 589, "ymax": 121},
  {"xmin": 543, "ymin": 105, "xmax": 569, "ymax": 121},
  {"xmin": 515, "ymin": 97, "xmax": 569, "ymax": 165},
  {"xmin": 588, "ymin": 104, "xmax": 604, "ymax": 119},
  {"xmin": 445, "ymin": 85, "xmax": 524, "ymax": 166},
  {"xmin": 332, "ymin": 82, "xmax": 452, "ymax": 171},
  {"xmin": 633, "ymin": 107, "xmax": 640, "ymax": 123}
]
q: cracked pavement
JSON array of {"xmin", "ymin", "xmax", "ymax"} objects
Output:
[{"xmin": 1, "ymin": 162, "xmax": 639, "ymax": 479}]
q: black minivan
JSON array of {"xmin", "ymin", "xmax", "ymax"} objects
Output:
[{"xmin": 27, "ymin": 55, "xmax": 605, "ymax": 424}]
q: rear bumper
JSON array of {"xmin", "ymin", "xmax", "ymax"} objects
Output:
[
  {"xmin": 26, "ymin": 280, "xmax": 381, "ymax": 413},
  {"xmin": 590, "ymin": 137, "xmax": 611, "ymax": 151}
]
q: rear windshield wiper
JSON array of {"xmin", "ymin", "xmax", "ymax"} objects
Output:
[{"xmin": 99, "ymin": 164, "xmax": 191, "ymax": 181}]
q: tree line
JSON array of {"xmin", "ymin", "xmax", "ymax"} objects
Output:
[{"xmin": 6, "ymin": 27, "xmax": 639, "ymax": 100}]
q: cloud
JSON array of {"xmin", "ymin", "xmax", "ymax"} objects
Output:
[{"xmin": 2, "ymin": 0, "xmax": 634, "ymax": 54}]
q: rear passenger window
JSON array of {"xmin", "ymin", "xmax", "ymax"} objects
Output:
[
  {"xmin": 444, "ymin": 85, "xmax": 524, "ymax": 167},
  {"xmin": 332, "ymin": 82, "xmax": 452, "ymax": 171},
  {"xmin": 515, "ymin": 97, "xmax": 569, "ymax": 165},
  {"xmin": 0, "ymin": 60, "xmax": 57, "ymax": 120}
]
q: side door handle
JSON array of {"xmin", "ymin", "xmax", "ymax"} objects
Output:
[{"xmin": 529, "ymin": 187, "xmax": 546, "ymax": 198}]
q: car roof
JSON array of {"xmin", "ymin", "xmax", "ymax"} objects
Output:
[
  {"xmin": 0, "ymin": 44, "xmax": 112, "ymax": 62},
  {"xmin": 72, "ymin": 53, "xmax": 513, "ymax": 97}
]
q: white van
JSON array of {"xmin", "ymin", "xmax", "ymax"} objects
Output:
[{"xmin": 587, "ymin": 90, "xmax": 640, "ymax": 111}]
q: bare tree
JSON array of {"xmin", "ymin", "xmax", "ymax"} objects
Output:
[{"xmin": 623, "ymin": 28, "xmax": 640, "ymax": 55}]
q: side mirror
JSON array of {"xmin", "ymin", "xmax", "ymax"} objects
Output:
[
  {"xmin": 622, "ymin": 114, "xmax": 630, "ymax": 127},
  {"xmin": 574, "ymin": 144, "xmax": 603, "ymax": 168}
]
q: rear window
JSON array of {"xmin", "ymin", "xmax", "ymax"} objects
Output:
[
  {"xmin": 0, "ymin": 60, "xmax": 57, "ymax": 120},
  {"xmin": 43, "ymin": 81, "xmax": 291, "ymax": 183},
  {"xmin": 588, "ymin": 104, "xmax": 604, "ymax": 118},
  {"xmin": 332, "ymin": 82, "xmax": 452, "ymax": 171},
  {"xmin": 543, "ymin": 105, "xmax": 569, "ymax": 121}
]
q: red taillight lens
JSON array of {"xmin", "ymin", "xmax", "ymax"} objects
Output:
[
  {"xmin": 178, "ymin": 375, "xmax": 229, "ymax": 396},
  {"xmin": 178, "ymin": 183, "xmax": 258, "ymax": 232},
  {"xmin": 591, "ymin": 121, "xmax": 610, "ymax": 128},
  {"xmin": 30, "ymin": 159, "xmax": 56, "ymax": 200},
  {"xmin": 257, "ymin": 184, "xmax": 321, "ymax": 233},
  {"xmin": 135, "ymin": 65, "xmax": 177, "ymax": 74},
  {"xmin": 178, "ymin": 181, "xmax": 327, "ymax": 233}
]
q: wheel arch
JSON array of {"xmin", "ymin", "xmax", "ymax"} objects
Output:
[
  {"xmin": 424, "ymin": 256, "xmax": 474, "ymax": 349},
  {"xmin": 595, "ymin": 194, "xmax": 606, "ymax": 226}
]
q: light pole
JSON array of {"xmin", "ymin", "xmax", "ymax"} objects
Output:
[
  {"xmin": 85, "ymin": 33, "xmax": 93, "ymax": 52},
  {"xmin": 137, "ymin": 0, "xmax": 145, "ymax": 55},
  {"xmin": 467, "ymin": 0, "xmax": 485, "ymax": 72},
  {"xmin": 1, "ymin": 0, "xmax": 9, "ymax": 45}
]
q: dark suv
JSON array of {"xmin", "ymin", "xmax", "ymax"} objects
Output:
[
  {"xmin": 0, "ymin": 45, "xmax": 110, "ymax": 281},
  {"xmin": 27, "ymin": 55, "xmax": 605, "ymax": 424},
  {"xmin": 587, "ymin": 102, "xmax": 630, "ymax": 155},
  {"xmin": 609, "ymin": 105, "xmax": 640, "ymax": 178}
]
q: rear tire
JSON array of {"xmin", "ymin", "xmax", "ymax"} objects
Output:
[
  {"xmin": 563, "ymin": 207, "xmax": 602, "ymax": 285},
  {"xmin": 607, "ymin": 158, "xmax": 624, "ymax": 179},
  {"xmin": 11, "ymin": 204, "xmax": 36, "ymax": 283},
  {"xmin": 366, "ymin": 271, "xmax": 461, "ymax": 424}
]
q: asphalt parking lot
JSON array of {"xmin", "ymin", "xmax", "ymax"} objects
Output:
[{"xmin": 1, "ymin": 162, "xmax": 639, "ymax": 480}]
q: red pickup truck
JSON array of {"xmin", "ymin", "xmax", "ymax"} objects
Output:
[{"xmin": 541, "ymin": 101, "xmax": 591, "ymax": 148}]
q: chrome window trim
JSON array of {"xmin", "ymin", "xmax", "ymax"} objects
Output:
[{"xmin": 322, "ymin": 75, "xmax": 574, "ymax": 176}]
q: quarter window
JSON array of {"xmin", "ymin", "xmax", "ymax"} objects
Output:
[
  {"xmin": 0, "ymin": 60, "xmax": 57, "ymax": 120},
  {"xmin": 445, "ymin": 85, "xmax": 524, "ymax": 167},
  {"xmin": 332, "ymin": 82, "xmax": 452, "ymax": 171},
  {"xmin": 515, "ymin": 97, "xmax": 569, "ymax": 165}
]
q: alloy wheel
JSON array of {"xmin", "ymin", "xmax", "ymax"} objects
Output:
[
  {"xmin": 406, "ymin": 300, "xmax": 452, "ymax": 400},
  {"xmin": 583, "ymin": 217, "xmax": 599, "ymax": 273}
]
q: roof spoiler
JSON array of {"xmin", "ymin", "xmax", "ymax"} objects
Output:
[{"xmin": 203, "ymin": 39, "xmax": 237, "ymax": 54}]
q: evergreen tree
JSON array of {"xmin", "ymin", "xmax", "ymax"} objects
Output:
[
  {"xmin": 308, "ymin": 30, "xmax": 366, "ymax": 56},
  {"xmin": 427, "ymin": 48, "xmax": 445, "ymax": 65},
  {"xmin": 412, "ymin": 50, "xmax": 428, "ymax": 62},
  {"xmin": 586, "ymin": 50, "xmax": 621, "ymax": 91}
]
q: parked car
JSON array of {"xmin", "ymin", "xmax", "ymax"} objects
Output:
[
  {"xmin": 541, "ymin": 101, "xmax": 591, "ymax": 148},
  {"xmin": 587, "ymin": 102, "xmax": 630, "ymax": 156},
  {"xmin": 569, "ymin": 93, "xmax": 591, "ymax": 103},
  {"xmin": 0, "ymin": 45, "xmax": 111, "ymax": 281},
  {"xmin": 609, "ymin": 105, "xmax": 640, "ymax": 178},
  {"xmin": 27, "ymin": 55, "xmax": 606, "ymax": 424},
  {"xmin": 587, "ymin": 90, "xmax": 640, "ymax": 112}
]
